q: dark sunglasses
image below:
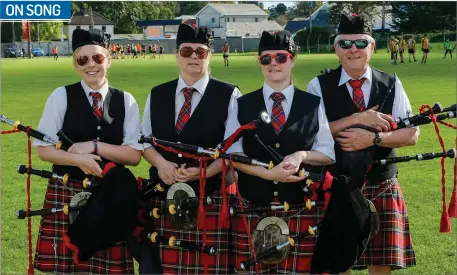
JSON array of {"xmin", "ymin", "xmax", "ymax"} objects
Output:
[
  {"xmin": 76, "ymin": 54, "xmax": 106, "ymax": 66},
  {"xmin": 258, "ymin": 53, "xmax": 293, "ymax": 65},
  {"xmin": 178, "ymin": 46, "xmax": 209, "ymax": 59},
  {"xmin": 338, "ymin": 39, "xmax": 370, "ymax": 49}
]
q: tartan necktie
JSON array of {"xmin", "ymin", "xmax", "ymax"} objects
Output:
[
  {"xmin": 175, "ymin": 87, "xmax": 194, "ymax": 133},
  {"xmin": 89, "ymin": 91, "xmax": 103, "ymax": 121},
  {"xmin": 270, "ymin": 92, "xmax": 286, "ymax": 134},
  {"xmin": 349, "ymin": 78, "xmax": 366, "ymax": 112}
]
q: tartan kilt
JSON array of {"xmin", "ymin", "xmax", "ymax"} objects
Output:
[
  {"xmin": 230, "ymin": 198, "xmax": 325, "ymax": 274},
  {"xmin": 34, "ymin": 178, "xmax": 134, "ymax": 274},
  {"xmin": 352, "ymin": 177, "xmax": 416, "ymax": 270},
  {"xmin": 150, "ymin": 190, "xmax": 232, "ymax": 274}
]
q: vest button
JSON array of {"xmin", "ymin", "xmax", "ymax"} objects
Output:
[
  {"xmin": 275, "ymin": 143, "xmax": 280, "ymax": 148},
  {"xmin": 273, "ymin": 191, "xmax": 279, "ymax": 196},
  {"xmin": 96, "ymin": 137, "xmax": 100, "ymax": 141},
  {"xmin": 97, "ymin": 126, "xmax": 101, "ymax": 130},
  {"xmin": 178, "ymin": 154, "xmax": 182, "ymax": 158},
  {"xmin": 273, "ymin": 181, "xmax": 278, "ymax": 184}
]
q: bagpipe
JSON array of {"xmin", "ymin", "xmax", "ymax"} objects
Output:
[
  {"xmin": 232, "ymin": 124, "xmax": 378, "ymax": 274},
  {"xmin": 135, "ymin": 112, "xmax": 274, "ymax": 203},
  {"xmin": 136, "ymin": 112, "xmax": 274, "ymax": 223},
  {"xmin": 1, "ymin": 114, "xmax": 141, "ymax": 267}
]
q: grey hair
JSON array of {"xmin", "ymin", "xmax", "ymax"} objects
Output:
[{"xmin": 333, "ymin": 34, "xmax": 375, "ymax": 47}]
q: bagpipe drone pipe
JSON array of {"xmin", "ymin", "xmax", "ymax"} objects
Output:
[{"xmin": 0, "ymin": 114, "xmax": 141, "ymax": 265}]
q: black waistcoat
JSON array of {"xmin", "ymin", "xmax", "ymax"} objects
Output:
[
  {"xmin": 317, "ymin": 66, "xmax": 397, "ymax": 182},
  {"xmin": 237, "ymin": 87, "xmax": 323, "ymax": 206},
  {"xmin": 53, "ymin": 82, "xmax": 125, "ymax": 179},
  {"xmin": 149, "ymin": 77, "xmax": 235, "ymax": 194}
]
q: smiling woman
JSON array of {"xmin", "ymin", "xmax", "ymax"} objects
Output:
[{"xmin": 31, "ymin": 28, "xmax": 143, "ymax": 274}]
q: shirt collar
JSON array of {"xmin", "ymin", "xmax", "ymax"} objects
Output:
[
  {"xmin": 81, "ymin": 80, "xmax": 109, "ymax": 100},
  {"xmin": 177, "ymin": 74, "xmax": 209, "ymax": 96},
  {"xmin": 263, "ymin": 81, "xmax": 294, "ymax": 104},
  {"xmin": 338, "ymin": 66, "xmax": 372, "ymax": 86}
]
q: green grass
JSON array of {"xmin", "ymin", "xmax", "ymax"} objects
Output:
[{"xmin": 1, "ymin": 48, "xmax": 456, "ymax": 274}]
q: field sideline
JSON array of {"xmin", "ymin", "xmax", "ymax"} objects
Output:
[{"xmin": 1, "ymin": 48, "xmax": 456, "ymax": 274}]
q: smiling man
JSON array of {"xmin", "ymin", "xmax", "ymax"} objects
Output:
[{"xmin": 306, "ymin": 13, "xmax": 419, "ymax": 274}]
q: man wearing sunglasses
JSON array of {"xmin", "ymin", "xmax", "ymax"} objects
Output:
[
  {"xmin": 32, "ymin": 28, "xmax": 143, "ymax": 274},
  {"xmin": 307, "ymin": 13, "xmax": 418, "ymax": 275},
  {"xmin": 223, "ymin": 30, "xmax": 335, "ymax": 274},
  {"xmin": 137, "ymin": 23, "xmax": 242, "ymax": 274}
]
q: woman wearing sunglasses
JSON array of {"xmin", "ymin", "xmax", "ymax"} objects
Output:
[
  {"xmin": 137, "ymin": 23, "xmax": 241, "ymax": 274},
  {"xmin": 32, "ymin": 28, "xmax": 142, "ymax": 274},
  {"xmin": 307, "ymin": 13, "xmax": 418, "ymax": 275},
  {"xmin": 223, "ymin": 30, "xmax": 335, "ymax": 273}
]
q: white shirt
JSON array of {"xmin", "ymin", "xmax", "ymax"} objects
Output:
[
  {"xmin": 32, "ymin": 80, "xmax": 143, "ymax": 151},
  {"xmin": 306, "ymin": 66, "xmax": 419, "ymax": 134},
  {"xmin": 141, "ymin": 74, "xmax": 243, "ymax": 149},
  {"xmin": 223, "ymin": 82, "xmax": 335, "ymax": 162}
]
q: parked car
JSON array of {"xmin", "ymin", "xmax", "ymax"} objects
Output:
[
  {"xmin": 32, "ymin": 48, "xmax": 45, "ymax": 57},
  {"xmin": 4, "ymin": 48, "xmax": 17, "ymax": 58}
]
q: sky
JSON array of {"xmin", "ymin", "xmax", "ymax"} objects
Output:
[{"xmin": 261, "ymin": 1, "xmax": 296, "ymax": 9}]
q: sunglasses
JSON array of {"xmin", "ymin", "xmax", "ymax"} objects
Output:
[
  {"xmin": 258, "ymin": 53, "xmax": 293, "ymax": 65},
  {"xmin": 76, "ymin": 54, "xmax": 106, "ymax": 66},
  {"xmin": 178, "ymin": 46, "xmax": 209, "ymax": 59},
  {"xmin": 338, "ymin": 39, "xmax": 370, "ymax": 49}
]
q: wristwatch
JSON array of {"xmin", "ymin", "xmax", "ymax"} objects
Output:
[{"xmin": 373, "ymin": 132, "xmax": 382, "ymax": 146}]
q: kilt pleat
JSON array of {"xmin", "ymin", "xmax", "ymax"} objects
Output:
[
  {"xmin": 150, "ymin": 191, "xmax": 232, "ymax": 275},
  {"xmin": 352, "ymin": 178, "xmax": 416, "ymax": 270},
  {"xmin": 33, "ymin": 178, "xmax": 134, "ymax": 274},
  {"xmin": 230, "ymin": 198, "xmax": 324, "ymax": 274}
]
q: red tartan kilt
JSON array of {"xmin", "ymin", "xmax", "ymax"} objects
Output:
[
  {"xmin": 150, "ymin": 190, "xmax": 232, "ymax": 274},
  {"xmin": 230, "ymin": 198, "xmax": 325, "ymax": 274},
  {"xmin": 34, "ymin": 178, "xmax": 134, "ymax": 274},
  {"xmin": 353, "ymin": 178, "xmax": 416, "ymax": 270}
]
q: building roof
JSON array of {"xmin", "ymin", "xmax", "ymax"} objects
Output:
[
  {"xmin": 284, "ymin": 4, "xmax": 334, "ymax": 34},
  {"xmin": 68, "ymin": 10, "xmax": 114, "ymax": 25},
  {"xmin": 225, "ymin": 21, "xmax": 283, "ymax": 38},
  {"xmin": 196, "ymin": 3, "xmax": 267, "ymax": 17},
  {"xmin": 136, "ymin": 19, "xmax": 182, "ymax": 28}
]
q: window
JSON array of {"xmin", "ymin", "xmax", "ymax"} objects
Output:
[
  {"xmin": 76, "ymin": 26, "xmax": 81, "ymax": 29},
  {"xmin": 227, "ymin": 17, "xmax": 229, "ymax": 22},
  {"xmin": 102, "ymin": 26, "xmax": 106, "ymax": 32},
  {"xmin": 212, "ymin": 18, "xmax": 215, "ymax": 23},
  {"xmin": 233, "ymin": 17, "xmax": 235, "ymax": 22},
  {"xmin": 89, "ymin": 25, "xmax": 92, "ymax": 29},
  {"xmin": 255, "ymin": 18, "xmax": 258, "ymax": 22}
]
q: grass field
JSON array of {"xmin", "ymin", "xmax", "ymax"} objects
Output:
[{"xmin": 1, "ymin": 47, "xmax": 456, "ymax": 274}]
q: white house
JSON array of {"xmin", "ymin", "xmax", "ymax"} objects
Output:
[
  {"xmin": 64, "ymin": 9, "xmax": 115, "ymax": 41},
  {"xmin": 195, "ymin": 3, "xmax": 274, "ymax": 37}
]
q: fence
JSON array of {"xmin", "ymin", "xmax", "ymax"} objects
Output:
[
  {"xmin": 1, "ymin": 37, "xmax": 262, "ymax": 57},
  {"xmin": 2, "ymin": 32, "xmax": 455, "ymax": 57}
]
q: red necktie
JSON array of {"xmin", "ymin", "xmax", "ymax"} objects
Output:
[
  {"xmin": 89, "ymin": 91, "xmax": 103, "ymax": 121},
  {"xmin": 270, "ymin": 92, "xmax": 286, "ymax": 134},
  {"xmin": 349, "ymin": 78, "xmax": 366, "ymax": 112},
  {"xmin": 175, "ymin": 87, "xmax": 194, "ymax": 133}
]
